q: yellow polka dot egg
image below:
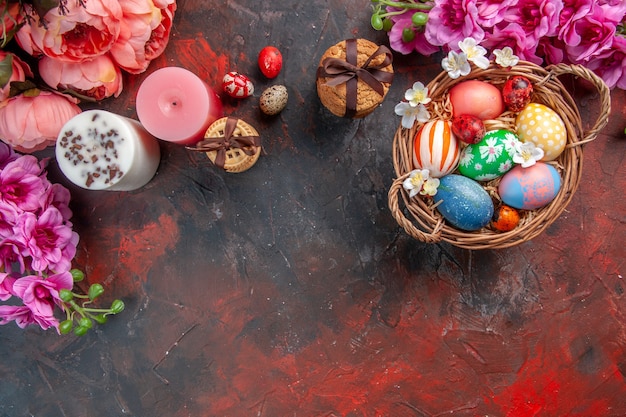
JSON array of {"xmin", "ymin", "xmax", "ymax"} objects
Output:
[{"xmin": 515, "ymin": 103, "xmax": 566, "ymax": 161}]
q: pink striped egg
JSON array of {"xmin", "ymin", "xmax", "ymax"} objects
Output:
[{"xmin": 412, "ymin": 120, "xmax": 461, "ymax": 178}]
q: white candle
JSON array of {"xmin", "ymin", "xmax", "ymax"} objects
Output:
[
  {"xmin": 55, "ymin": 110, "xmax": 160, "ymax": 191},
  {"xmin": 135, "ymin": 67, "xmax": 223, "ymax": 145}
]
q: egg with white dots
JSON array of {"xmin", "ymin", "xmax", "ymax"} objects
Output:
[{"xmin": 515, "ymin": 103, "xmax": 566, "ymax": 161}]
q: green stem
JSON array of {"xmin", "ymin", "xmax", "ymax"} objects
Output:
[{"xmin": 377, "ymin": 0, "xmax": 433, "ymax": 11}]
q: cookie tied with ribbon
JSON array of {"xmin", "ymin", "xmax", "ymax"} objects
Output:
[
  {"xmin": 316, "ymin": 38, "xmax": 394, "ymax": 118},
  {"xmin": 188, "ymin": 117, "xmax": 261, "ymax": 173}
]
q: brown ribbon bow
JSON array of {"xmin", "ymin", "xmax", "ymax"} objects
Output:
[
  {"xmin": 317, "ymin": 39, "xmax": 394, "ymax": 118},
  {"xmin": 187, "ymin": 117, "xmax": 260, "ymax": 169}
]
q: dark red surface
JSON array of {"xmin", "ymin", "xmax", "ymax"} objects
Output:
[{"xmin": 1, "ymin": 2, "xmax": 625, "ymax": 416}]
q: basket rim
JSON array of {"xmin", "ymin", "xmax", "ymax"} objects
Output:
[{"xmin": 388, "ymin": 61, "xmax": 611, "ymax": 250}]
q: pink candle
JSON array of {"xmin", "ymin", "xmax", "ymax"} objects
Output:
[
  {"xmin": 136, "ymin": 67, "xmax": 223, "ymax": 145},
  {"xmin": 55, "ymin": 110, "xmax": 160, "ymax": 191}
]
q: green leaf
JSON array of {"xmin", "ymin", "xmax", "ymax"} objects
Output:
[
  {"xmin": 0, "ymin": 54, "xmax": 14, "ymax": 89},
  {"xmin": 9, "ymin": 80, "xmax": 39, "ymax": 98}
]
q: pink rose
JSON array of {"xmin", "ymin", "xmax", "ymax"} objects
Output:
[
  {"xmin": 146, "ymin": 0, "xmax": 176, "ymax": 62},
  {"xmin": 0, "ymin": 51, "xmax": 34, "ymax": 105},
  {"xmin": 0, "ymin": 91, "xmax": 81, "ymax": 153},
  {"xmin": 39, "ymin": 55, "xmax": 124, "ymax": 100},
  {"xmin": 15, "ymin": 0, "xmax": 123, "ymax": 62},
  {"xmin": 110, "ymin": 0, "xmax": 176, "ymax": 74}
]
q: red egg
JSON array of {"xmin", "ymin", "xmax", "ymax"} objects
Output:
[
  {"xmin": 502, "ymin": 75, "xmax": 533, "ymax": 112},
  {"xmin": 258, "ymin": 46, "xmax": 283, "ymax": 79},
  {"xmin": 449, "ymin": 80, "xmax": 504, "ymax": 120},
  {"xmin": 451, "ymin": 114, "xmax": 486, "ymax": 144}
]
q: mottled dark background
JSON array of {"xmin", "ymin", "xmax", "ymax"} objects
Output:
[{"xmin": 1, "ymin": 1, "xmax": 625, "ymax": 416}]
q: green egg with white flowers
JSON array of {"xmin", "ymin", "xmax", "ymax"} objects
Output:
[{"xmin": 458, "ymin": 129, "xmax": 519, "ymax": 181}]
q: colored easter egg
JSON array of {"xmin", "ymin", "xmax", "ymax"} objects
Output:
[
  {"xmin": 449, "ymin": 80, "xmax": 504, "ymax": 120},
  {"xmin": 498, "ymin": 162, "xmax": 561, "ymax": 210},
  {"xmin": 515, "ymin": 103, "xmax": 566, "ymax": 161},
  {"xmin": 413, "ymin": 119, "xmax": 461, "ymax": 178},
  {"xmin": 434, "ymin": 174, "xmax": 494, "ymax": 231},
  {"xmin": 492, "ymin": 204, "xmax": 521, "ymax": 232},
  {"xmin": 458, "ymin": 129, "xmax": 518, "ymax": 181},
  {"xmin": 222, "ymin": 71, "xmax": 254, "ymax": 98}
]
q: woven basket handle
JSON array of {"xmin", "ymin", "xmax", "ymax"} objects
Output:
[
  {"xmin": 388, "ymin": 173, "xmax": 444, "ymax": 243},
  {"xmin": 544, "ymin": 63, "xmax": 611, "ymax": 146}
]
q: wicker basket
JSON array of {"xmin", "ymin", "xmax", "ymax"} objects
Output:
[{"xmin": 388, "ymin": 62, "xmax": 611, "ymax": 250}]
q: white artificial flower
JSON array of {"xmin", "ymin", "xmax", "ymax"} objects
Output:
[
  {"xmin": 420, "ymin": 177, "xmax": 440, "ymax": 196},
  {"xmin": 442, "ymin": 50, "xmax": 471, "ymax": 79},
  {"xmin": 394, "ymin": 102, "xmax": 430, "ymax": 129},
  {"xmin": 493, "ymin": 47, "xmax": 520, "ymax": 68},
  {"xmin": 513, "ymin": 141, "xmax": 545, "ymax": 167},
  {"xmin": 405, "ymin": 82, "xmax": 432, "ymax": 107},
  {"xmin": 458, "ymin": 38, "xmax": 490, "ymax": 69},
  {"xmin": 403, "ymin": 169, "xmax": 430, "ymax": 198}
]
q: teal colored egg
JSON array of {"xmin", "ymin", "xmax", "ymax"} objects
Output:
[
  {"xmin": 498, "ymin": 162, "xmax": 561, "ymax": 210},
  {"xmin": 434, "ymin": 174, "xmax": 494, "ymax": 231},
  {"xmin": 458, "ymin": 129, "xmax": 519, "ymax": 181}
]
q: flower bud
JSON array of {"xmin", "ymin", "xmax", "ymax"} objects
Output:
[
  {"xmin": 59, "ymin": 289, "xmax": 74, "ymax": 302},
  {"xmin": 110, "ymin": 299, "xmax": 125, "ymax": 314},
  {"xmin": 88, "ymin": 283, "xmax": 104, "ymax": 300}
]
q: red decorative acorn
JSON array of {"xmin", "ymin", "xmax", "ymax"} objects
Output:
[
  {"xmin": 222, "ymin": 71, "xmax": 254, "ymax": 98},
  {"xmin": 502, "ymin": 75, "xmax": 533, "ymax": 112}
]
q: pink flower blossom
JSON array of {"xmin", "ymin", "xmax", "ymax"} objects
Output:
[
  {"xmin": 15, "ymin": 0, "xmax": 123, "ymax": 62},
  {"xmin": 15, "ymin": 207, "xmax": 78, "ymax": 273},
  {"xmin": 388, "ymin": 12, "xmax": 441, "ymax": 56},
  {"xmin": 483, "ymin": 23, "xmax": 543, "ymax": 65},
  {"xmin": 475, "ymin": 0, "xmax": 517, "ymax": 28},
  {"xmin": 561, "ymin": 2, "xmax": 625, "ymax": 63},
  {"xmin": 0, "ymin": 154, "xmax": 49, "ymax": 213},
  {"xmin": 586, "ymin": 35, "xmax": 626, "ymax": 90},
  {"xmin": 0, "ymin": 272, "xmax": 16, "ymax": 301},
  {"xmin": 39, "ymin": 54, "xmax": 124, "ymax": 100},
  {"xmin": 0, "ymin": 239, "xmax": 26, "ymax": 273},
  {"xmin": 0, "ymin": 141, "xmax": 19, "ymax": 169},
  {"xmin": 0, "ymin": 305, "xmax": 36, "ymax": 328},
  {"xmin": 11, "ymin": 272, "xmax": 73, "ymax": 330},
  {"xmin": 501, "ymin": 0, "xmax": 564, "ymax": 46},
  {"xmin": 0, "ymin": 51, "xmax": 33, "ymax": 105},
  {"xmin": 110, "ymin": 0, "xmax": 176, "ymax": 74},
  {"xmin": 0, "ymin": 90, "xmax": 81, "ymax": 153},
  {"xmin": 425, "ymin": 0, "xmax": 484, "ymax": 50}
]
